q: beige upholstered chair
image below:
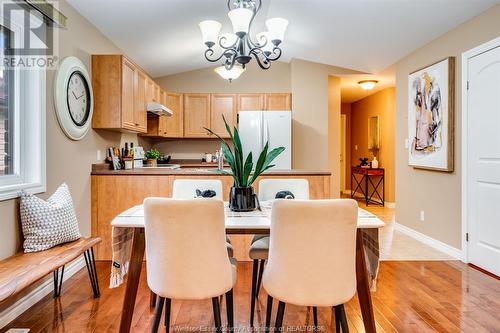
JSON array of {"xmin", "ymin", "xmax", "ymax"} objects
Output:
[
  {"xmin": 172, "ymin": 179, "xmax": 233, "ymax": 257},
  {"xmin": 262, "ymin": 199, "xmax": 358, "ymax": 332},
  {"xmin": 172, "ymin": 179, "xmax": 223, "ymax": 200},
  {"xmin": 249, "ymin": 178, "xmax": 309, "ymax": 326},
  {"xmin": 144, "ymin": 198, "xmax": 237, "ymax": 333}
]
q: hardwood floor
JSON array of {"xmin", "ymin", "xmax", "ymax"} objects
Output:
[{"xmin": 3, "ymin": 259, "xmax": 500, "ymax": 332}]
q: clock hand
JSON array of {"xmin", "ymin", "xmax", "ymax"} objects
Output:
[
  {"xmin": 76, "ymin": 93, "xmax": 85, "ymax": 100},
  {"xmin": 71, "ymin": 91, "xmax": 78, "ymax": 99}
]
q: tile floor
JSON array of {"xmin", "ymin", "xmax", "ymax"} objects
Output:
[{"xmin": 358, "ymin": 201, "xmax": 456, "ymax": 261}]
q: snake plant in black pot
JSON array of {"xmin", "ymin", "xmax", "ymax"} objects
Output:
[{"xmin": 205, "ymin": 116, "xmax": 285, "ymax": 212}]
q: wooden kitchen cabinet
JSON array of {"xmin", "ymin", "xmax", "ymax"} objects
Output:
[
  {"xmin": 92, "ymin": 55, "xmax": 147, "ymax": 133},
  {"xmin": 265, "ymin": 93, "xmax": 291, "ymax": 111},
  {"xmin": 237, "ymin": 93, "xmax": 264, "ymax": 111},
  {"xmin": 211, "ymin": 94, "xmax": 236, "ymax": 138},
  {"xmin": 164, "ymin": 91, "xmax": 184, "ymax": 137},
  {"xmin": 133, "ymin": 69, "xmax": 147, "ymax": 131},
  {"xmin": 184, "ymin": 93, "xmax": 211, "ymax": 138}
]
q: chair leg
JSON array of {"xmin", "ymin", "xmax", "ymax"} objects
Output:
[
  {"xmin": 53, "ymin": 265, "xmax": 65, "ymax": 297},
  {"xmin": 255, "ymin": 259, "xmax": 265, "ymax": 298},
  {"xmin": 150, "ymin": 291, "xmax": 157, "ymax": 308},
  {"xmin": 84, "ymin": 249, "xmax": 100, "ymax": 298},
  {"xmin": 313, "ymin": 306, "xmax": 318, "ymax": 331},
  {"xmin": 275, "ymin": 301, "xmax": 286, "ymax": 332},
  {"xmin": 250, "ymin": 259, "xmax": 258, "ymax": 326},
  {"xmin": 333, "ymin": 306, "xmax": 341, "ymax": 333},
  {"xmin": 212, "ymin": 297, "xmax": 222, "ymax": 333},
  {"xmin": 338, "ymin": 304, "xmax": 349, "ymax": 333},
  {"xmin": 265, "ymin": 295, "xmax": 273, "ymax": 332},
  {"xmin": 226, "ymin": 289, "xmax": 234, "ymax": 331},
  {"xmin": 151, "ymin": 296, "xmax": 164, "ymax": 333},
  {"xmin": 164, "ymin": 298, "xmax": 171, "ymax": 333}
]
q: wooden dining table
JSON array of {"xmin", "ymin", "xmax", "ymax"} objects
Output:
[{"xmin": 111, "ymin": 203, "xmax": 384, "ymax": 333}]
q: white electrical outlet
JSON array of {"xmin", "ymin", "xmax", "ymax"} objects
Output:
[
  {"xmin": 420, "ymin": 210, "xmax": 425, "ymax": 221},
  {"xmin": 404, "ymin": 139, "xmax": 409, "ymax": 149},
  {"xmin": 96, "ymin": 150, "xmax": 101, "ymax": 161},
  {"xmin": 354, "ymin": 145, "xmax": 358, "ymax": 151}
]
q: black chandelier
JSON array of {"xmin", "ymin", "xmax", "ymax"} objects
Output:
[{"xmin": 199, "ymin": 0, "xmax": 288, "ymax": 81}]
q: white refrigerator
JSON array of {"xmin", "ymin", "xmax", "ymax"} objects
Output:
[{"xmin": 238, "ymin": 111, "xmax": 292, "ymax": 169}]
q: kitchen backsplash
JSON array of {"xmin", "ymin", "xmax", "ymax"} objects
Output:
[{"xmin": 152, "ymin": 139, "xmax": 227, "ymax": 160}]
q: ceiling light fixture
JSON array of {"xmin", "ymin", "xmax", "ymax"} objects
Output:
[
  {"xmin": 358, "ymin": 80, "xmax": 378, "ymax": 90},
  {"xmin": 214, "ymin": 65, "xmax": 246, "ymax": 82},
  {"xmin": 199, "ymin": 0, "xmax": 288, "ymax": 81}
]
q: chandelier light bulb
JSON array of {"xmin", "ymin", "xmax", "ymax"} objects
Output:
[
  {"xmin": 266, "ymin": 18, "xmax": 288, "ymax": 44},
  {"xmin": 228, "ymin": 7, "xmax": 253, "ymax": 37},
  {"xmin": 199, "ymin": 20, "xmax": 222, "ymax": 47},
  {"xmin": 214, "ymin": 65, "xmax": 246, "ymax": 82}
]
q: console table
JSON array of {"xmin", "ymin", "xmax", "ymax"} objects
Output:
[{"xmin": 351, "ymin": 167, "xmax": 385, "ymax": 206}]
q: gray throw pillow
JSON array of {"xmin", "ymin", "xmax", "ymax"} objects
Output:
[{"xmin": 20, "ymin": 183, "xmax": 81, "ymax": 253}]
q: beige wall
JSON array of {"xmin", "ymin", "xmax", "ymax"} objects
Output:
[
  {"xmin": 290, "ymin": 59, "xmax": 359, "ymax": 197},
  {"xmin": 0, "ymin": 0, "xmax": 137, "ymax": 260},
  {"xmin": 351, "ymin": 88, "xmax": 396, "ymax": 202},
  {"xmin": 395, "ymin": 4, "xmax": 500, "ymax": 249},
  {"xmin": 155, "ymin": 61, "xmax": 291, "ymax": 93},
  {"xmin": 341, "ymin": 103, "xmax": 351, "ymax": 191},
  {"xmin": 328, "ymin": 76, "xmax": 342, "ymax": 197},
  {"xmin": 154, "ymin": 61, "xmax": 291, "ymax": 159}
]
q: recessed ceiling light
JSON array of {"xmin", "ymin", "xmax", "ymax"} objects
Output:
[{"xmin": 358, "ymin": 80, "xmax": 378, "ymax": 90}]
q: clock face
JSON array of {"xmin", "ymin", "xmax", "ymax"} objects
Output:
[{"xmin": 66, "ymin": 71, "xmax": 91, "ymax": 127}]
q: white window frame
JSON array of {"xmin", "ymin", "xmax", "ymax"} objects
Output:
[{"xmin": 0, "ymin": 4, "xmax": 46, "ymax": 201}]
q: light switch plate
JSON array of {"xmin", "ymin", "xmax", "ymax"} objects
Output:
[
  {"xmin": 97, "ymin": 150, "xmax": 101, "ymax": 161},
  {"xmin": 404, "ymin": 139, "xmax": 409, "ymax": 149}
]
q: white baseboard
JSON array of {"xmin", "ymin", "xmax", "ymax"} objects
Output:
[
  {"xmin": 394, "ymin": 223, "xmax": 463, "ymax": 260},
  {"xmin": 0, "ymin": 257, "xmax": 86, "ymax": 329}
]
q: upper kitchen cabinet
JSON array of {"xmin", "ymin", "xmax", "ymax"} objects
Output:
[
  {"xmin": 92, "ymin": 55, "xmax": 147, "ymax": 133},
  {"xmin": 237, "ymin": 93, "xmax": 264, "ymax": 111},
  {"xmin": 184, "ymin": 93, "xmax": 211, "ymax": 138},
  {"xmin": 146, "ymin": 78, "xmax": 160, "ymax": 103},
  {"xmin": 211, "ymin": 94, "xmax": 236, "ymax": 138},
  {"xmin": 142, "ymin": 90, "xmax": 183, "ymax": 138},
  {"xmin": 164, "ymin": 91, "xmax": 184, "ymax": 138},
  {"xmin": 265, "ymin": 93, "xmax": 291, "ymax": 111},
  {"xmin": 237, "ymin": 93, "xmax": 291, "ymax": 112}
]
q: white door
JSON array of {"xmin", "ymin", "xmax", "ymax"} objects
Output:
[
  {"xmin": 263, "ymin": 111, "xmax": 292, "ymax": 169},
  {"xmin": 467, "ymin": 45, "xmax": 500, "ymax": 276}
]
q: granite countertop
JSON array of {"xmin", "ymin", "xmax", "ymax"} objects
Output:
[{"xmin": 91, "ymin": 164, "xmax": 331, "ymax": 176}]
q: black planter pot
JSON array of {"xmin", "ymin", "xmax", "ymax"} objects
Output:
[{"xmin": 229, "ymin": 186, "xmax": 260, "ymax": 212}]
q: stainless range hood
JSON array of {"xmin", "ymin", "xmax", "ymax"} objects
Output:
[{"xmin": 147, "ymin": 102, "xmax": 173, "ymax": 117}]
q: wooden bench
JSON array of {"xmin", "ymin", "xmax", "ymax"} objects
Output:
[{"xmin": 0, "ymin": 237, "xmax": 102, "ymax": 303}]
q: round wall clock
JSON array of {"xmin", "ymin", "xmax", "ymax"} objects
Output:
[{"xmin": 54, "ymin": 56, "xmax": 94, "ymax": 140}]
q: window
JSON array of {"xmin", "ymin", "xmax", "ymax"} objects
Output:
[{"xmin": 0, "ymin": 4, "xmax": 46, "ymax": 200}]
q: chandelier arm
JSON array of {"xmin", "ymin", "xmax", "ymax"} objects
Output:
[
  {"xmin": 204, "ymin": 48, "xmax": 237, "ymax": 63},
  {"xmin": 224, "ymin": 55, "xmax": 238, "ymax": 71},
  {"xmin": 218, "ymin": 35, "xmax": 239, "ymax": 50},
  {"xmin": 266, "ymin": 47, "xmax": 282, "ymax": 61},
  {"xmin": 251, "ymin": 50, "xmax": 271, "ymax": 70}
]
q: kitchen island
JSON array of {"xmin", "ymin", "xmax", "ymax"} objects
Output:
[{"xmin": 91, "ymin": 164, "xmax": 331, "ymax": 260}]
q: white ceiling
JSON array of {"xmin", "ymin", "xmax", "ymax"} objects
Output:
[{"xmin": 68, "ymin": 0, "xmax": 498, "ymax": 79}]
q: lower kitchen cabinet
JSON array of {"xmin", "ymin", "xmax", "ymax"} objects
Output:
[{"xmin": 91, "ymin": 172, "xmax": 331, "ymax": 261}]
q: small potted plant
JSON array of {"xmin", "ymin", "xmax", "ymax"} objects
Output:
[
  {"xmin": 144, "ymin": 148, "xmax": 160, "ymax": 167},
  {"xmin": 205, "ymin": 116, "xmax": 284, "ymax": 212}
]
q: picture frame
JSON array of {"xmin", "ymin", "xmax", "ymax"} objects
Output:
[{"xmin": 407, "ymin": 57, "xmax": 455, "ymax": 172}]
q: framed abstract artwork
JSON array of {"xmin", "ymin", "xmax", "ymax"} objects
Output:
[{"xmin": 408, "ymin": 57, "xmax": 455, "ymax": 172}]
